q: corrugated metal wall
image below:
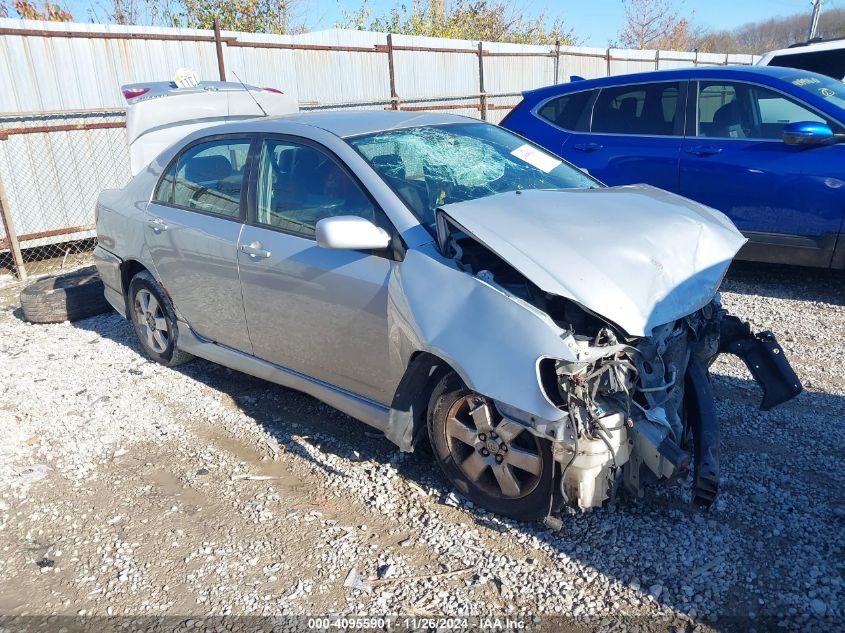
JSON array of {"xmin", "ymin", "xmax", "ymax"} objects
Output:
[
  {"xmin": 0, "ymin": 20, "xmax": 760, "ymax": 113},
  {"xmin": 0, "ymin": 18, "xmax": 759, "ymax": 275}
]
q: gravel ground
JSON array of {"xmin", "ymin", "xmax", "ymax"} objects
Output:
[{"xmin": 0, "ymin": 262, "xmax": 843, "ymax": 632}]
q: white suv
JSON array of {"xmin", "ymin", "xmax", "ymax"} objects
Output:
[{"xmin": 757, "ymin": 37, "xmax": 845, "ymax": 81}]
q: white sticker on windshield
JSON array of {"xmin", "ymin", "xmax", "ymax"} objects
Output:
[{"xmin": 510, "ymin": 144, "xmax": 561, "ymax": 173}]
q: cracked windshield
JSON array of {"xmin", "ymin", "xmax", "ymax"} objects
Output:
[{"xmin": 349, "ymin": 123, "xmax": 599, "ymax": 231}]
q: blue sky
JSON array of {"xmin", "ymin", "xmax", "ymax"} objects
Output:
[
  {"xmin": 60, "ymin": 0, "xmax": 838, "ymax": 47},
  {"xmin": 302, "ymin": 0, "xmax": 839, "ymax": 45}
]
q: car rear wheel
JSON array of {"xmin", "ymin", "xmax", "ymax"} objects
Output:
[
  {"xmin": 427, "ymin": 372, "xmax": 554, "ymax": 520},
  {"xmin": 128, "ymin": 271, "xmax": 193, "ymax": 367}
]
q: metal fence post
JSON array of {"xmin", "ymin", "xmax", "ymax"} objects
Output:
[
  {"xmin": 387, "ymin": 34, "xmax": 399, "ymax": 110},
  {"xmin": 694, "ymin": 49, "xmax": 699, "ymax": 67},
  {"xmin": 0, "ymin": 169, "xmax": 26, "ymax": 281},
  {"xmin": 213, "ymin": 17, "xmax": 227, "ymax": 81},
  {"xmin": 478, "ymin": 42, "xmax": 487, "ymax": 121},
  {"xmin": 606, "ymin": 47, "xmax": 612, "ymax": 76},
  {"xmin": 655, "ymin": 50, "xmax": 660, "ymax": 70},
  {"xmin": 553, "ymin": 39, "xmax": 560, "ymax": 84}
]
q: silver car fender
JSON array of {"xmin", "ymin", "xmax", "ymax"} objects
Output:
[{"xmin": 384, "ymin": 245, "xmax": 576, "ymax": 449}]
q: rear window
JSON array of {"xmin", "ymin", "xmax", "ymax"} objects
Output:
[
  {"xmin": 768, "ymin": 49, "xmax": 845, "ymax": 81},
  {"xmin": 536, "ymin": 90, "xmax": 593, "ymax": 131}
]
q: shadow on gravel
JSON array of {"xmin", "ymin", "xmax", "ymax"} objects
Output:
[
  {"xmin": 723, "ymin": 261, "xmax": 845, "ymax": 305},
  {"xmin": 72, "ymin": 311, "xmax": 845, "ymax": 629}
]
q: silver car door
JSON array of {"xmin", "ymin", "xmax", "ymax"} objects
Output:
[
  {"xmin": 146, "ymin": 135, "xmax": 254, "ymax": 353},
  {"xmin": 237, "ymin": 136, "xmax": 396, "ymax": 404}
]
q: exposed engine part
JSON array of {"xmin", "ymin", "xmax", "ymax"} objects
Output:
[
  {"xmin": 454, "ymin": 235, "xmax": 801, "ymax": 513},
  {"xmin": 543, "ymin": 301, "xmax": 726, "ymax": 510},
  {"xmin": 558, "ymin": 412, "xmax": 631, "ymax": 510}
]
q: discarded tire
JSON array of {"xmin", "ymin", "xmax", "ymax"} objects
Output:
[{"xmin": 19, "ymin": 266, "xmax": 112, "ymax": 324}]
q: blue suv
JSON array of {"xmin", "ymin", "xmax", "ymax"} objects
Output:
[{"xmin": 501, "ymin": 66, "xmax": 845, "ymax": 269}]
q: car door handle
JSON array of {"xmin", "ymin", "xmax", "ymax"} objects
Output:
[
  {"xmin": 147, "ymin": 217, "xmax": 168, "ymax": 233},
  {"xmin": 239, "ymin": 241, "xmax": 272, "ymax": 259},
  {"xmin": 685, "ymin": 145, "xmax": 723, "ymax": 157},
  {"xmin": 573, "ymin": 142, "xmax": 603, "ymax": 152}
]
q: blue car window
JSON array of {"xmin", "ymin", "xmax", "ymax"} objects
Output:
[
  {"xmin": 591, "ymin": 82, "xmax": 683, "ymax": 136},
  {"xmin": 697, "ymin": 81, "xmax": 835, "ymax": 140},
  {"xmin": 697, "ymin": 83, "xmax": 744, "ymax": 138},
  {"xmin": 536, "ymin": 90, "xmax": 594, "ymax": 131}
]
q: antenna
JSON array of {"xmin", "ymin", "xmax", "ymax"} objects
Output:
[{"xmin": 231, "ymin": 70, "xmax": 268, "ymax": 117}]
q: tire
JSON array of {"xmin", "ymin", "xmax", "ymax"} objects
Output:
[
  {"xmin": 427, "ymin": 372, "xmax": 555, "ymax": 521},
  {"xmin": 19, "ymin": 265, "xmax": 112, "ymax": 324},
  {"xmin": 127, "ymin": 271, "xmax": 193, "ymax": 367}
]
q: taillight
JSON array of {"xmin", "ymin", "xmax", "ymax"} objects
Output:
[
  {"xmin": 262, "ymin": 87, "xmax": 284, "ymax": 94},
  {"xmin": 122, "ymin": 87, "xmax": 150, "ymax": 100}
]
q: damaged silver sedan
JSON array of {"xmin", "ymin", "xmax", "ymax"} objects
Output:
[{"xmin": 95, "ymin": 110, "xmax": 802, "ymax": 520}]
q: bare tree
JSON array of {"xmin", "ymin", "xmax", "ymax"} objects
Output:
[
  {"xmin": 618, "ymin": 0, "xmax": 696, "ymax": 50},
  {"xmin": 696, "ymin": 7, "xmax": 845, "ymax": 54}
]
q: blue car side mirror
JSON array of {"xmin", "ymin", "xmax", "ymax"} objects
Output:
[{"xmin": 782, "ymin": 121, "xmax": 834, "ymax": 146}]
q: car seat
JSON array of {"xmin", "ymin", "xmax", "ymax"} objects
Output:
[{"xmin": 712, "ymin": 100, "xmax": 747, "ymax": 138}]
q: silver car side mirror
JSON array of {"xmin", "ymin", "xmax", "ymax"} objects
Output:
[{"xmin": 315, "ymin": 216, "xmax": 391, "ymax": 250}]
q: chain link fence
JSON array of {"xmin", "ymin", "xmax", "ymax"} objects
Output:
[{"xmin": 0, "ymin": 110, "xmax": 130, "ymax": 280}]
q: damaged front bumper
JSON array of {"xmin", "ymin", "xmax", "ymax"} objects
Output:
[{"xmin": 500, "ymin": 303, "xmax": 803, "ymax": 512}]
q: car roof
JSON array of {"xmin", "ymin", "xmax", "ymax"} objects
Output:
[
  {"xmin": 522, "ymin": 65, "xmax": 833, "ymax": 100},
  {"xmin": 204, "ymin": 110, "xmax": 477, "ymax": 139},
  {"xmin": 765, "ymin": 37, "xmax": 845, "ymax": 56}
]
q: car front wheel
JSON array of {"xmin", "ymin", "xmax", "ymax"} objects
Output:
[
  {"xmin": 427, "ymin": 373, "xmax": 554, "ymax": 520},
  {"xmin": 128, "ymin": 271, "xmax": 193, "ymax": 367}
]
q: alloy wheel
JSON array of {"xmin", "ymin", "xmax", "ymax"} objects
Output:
[
  {"xmin": 133, "ymin": 288, "xmax": 170, "ymax": 354},
  {"xmin": 443, "ymin": 394, "xmax": 543, "ymax": 499}
]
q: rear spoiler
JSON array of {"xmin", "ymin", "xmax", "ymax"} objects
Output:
[{"xmin": 123, "ymin": 80, "xmax": 297, "ymax": 175}]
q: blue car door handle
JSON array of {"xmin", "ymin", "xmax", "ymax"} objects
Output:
[
  {"xmin": 573, "ymin": 142, "xmax": 603, "ymax": 152},
  {"xmin": 685, "ymin": 145, "xmax": 723, "ymax": 157}
]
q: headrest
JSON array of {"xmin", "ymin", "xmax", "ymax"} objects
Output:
[{"xmin": 186, "ymin": 155, "xmax": 232, "ymax": 183}]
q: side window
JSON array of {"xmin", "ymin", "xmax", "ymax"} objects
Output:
[
  {"xmin": 256, "ymin": 139, "xmax": 378, "ymax": 239},
  {"xmin": 697, "ymin": 81, "xmax": 830, "ymax": 140},
  {"xmin": 536, "ymin": 90, "xmax": 593, "ymax": 131},
  {"xmin": 697, "ymin": 83, "xmax": 740, "ymax": 137},
  {"xmin": 154, "ymin": 138, "xmax": 251, "ymax": 218},
  {"xmin": 591, "ymin": 82, "xmax": 682, "ymax": 136},
  {"xmin": 752, "ymin": 85, "xmax": 827, "ymax": 139},
  {"xmin": 154, "ymin": 160, "xmax": 177, "ymax": 204}
]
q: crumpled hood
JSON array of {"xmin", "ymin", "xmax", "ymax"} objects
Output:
[{"xmin": 437, "ymin": 185, "xmax": 747, "ymax": 337}]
